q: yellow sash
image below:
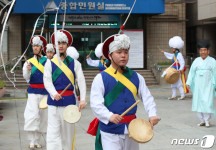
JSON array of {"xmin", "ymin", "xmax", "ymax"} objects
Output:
[
  {"xmin": 28, "ymin": 58, "xmax": 45, "ymax": 74},
  {"xmin": 100, "ymin": 59, "xmax": 107, "ymax": 68},
  {"xmin": 104, "ymin": 67, "xmax": 137, "ymax": 99},
  {"xmin": 51, "ymin": 57, "xmax": 75, "ymax": 86},
  {"xmin": 174, "ymin": 54, "xmax": 179, "ymax": 63}
]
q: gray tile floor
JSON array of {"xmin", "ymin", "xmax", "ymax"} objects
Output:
[{"xmin": 0, "ymin": 85, "xmax": 215, "ymax": 150}]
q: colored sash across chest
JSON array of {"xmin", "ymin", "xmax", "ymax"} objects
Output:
[
  {"xmin": 51, "ymin": 57, "xmax": 75, "ymax": 86},
  {"xmin": 104, "ymin": 67, "xmax": 137, "ymax": 99},
  {"xmin": 28, "ymin": 57, "xmax": 47, "ymax": 75}
]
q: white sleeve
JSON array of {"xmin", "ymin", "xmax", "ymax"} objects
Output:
[
  {"xmin": 74, "ymin": 60, "xmax": 86, "ymax": 101},
  {"xmin": 22, "ymin": 61, "xmax": 31, "ymax": 83},
  {"xmin": 164, "ymin": 52, "xmax": 174, "ymax": 60},
  {"xmin": 43, "ymin": 59, "xmax": 58, "ymax": 100},
  {"xmin": 86, "ymin": 58, "xmax": 100, "ymax": 67},
  {"xmin": 90, "ymin": 74, "xmax": 113, "ymax": 125},
  {"xmin": 137, "ymin": 73, "xmax": 157, "ymax": 117},
  {"xmin": 177, "ymin": 53, "xmax": 185, "ymax": 71}
]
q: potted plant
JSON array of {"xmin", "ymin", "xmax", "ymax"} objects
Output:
[{"xmin": 0, "ymin": 80, "xmax": 6, "ymax": 99}]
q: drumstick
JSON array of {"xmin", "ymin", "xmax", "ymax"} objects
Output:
[
  {"xmin": 24, "ymin": 56, "xmax": 29, "ymax": 64},
  {"xmin": 120, "ymin": 100, "xmax": 141, "ymax": 117},
  {"xmin": 157, "ymin": 46, "xmax": 163, "ymax": 51},
  {"xmin": 60, "ymin": 83, "xmax": 71, "ymax": 96},
  {"xmin": 87, "ymin": 50, "xmax": 93, "ymax": 57}
]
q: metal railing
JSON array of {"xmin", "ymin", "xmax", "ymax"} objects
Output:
[{"xmin": 0, "ymin": 55, "xmax": 23, "ymax": 80}]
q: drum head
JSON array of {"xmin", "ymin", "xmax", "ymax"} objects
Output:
[
  {"xmin": 63, "ymin": 105, "xmax": 81, "ymax": 123},
  {"xmin": 39, "ymin": 96, "xmax": 48, "ymax": 109},
  {"xmin": 128, "ymin": 118, "xmax": 154, "ymax": 143}
]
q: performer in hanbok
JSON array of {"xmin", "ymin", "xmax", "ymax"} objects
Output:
[
  {"xmin": 44, "ymin": 30, "xmax": 86, "ymax": 150},
  {"xmin": 186, "ymin": 39, "xmax": 216, "ymax": 127},
  {"xmin": 86, "ymin": 43, "xmax": 110, "ymax": 72},
  {"xmin": 88, "ymin": 34, "xmax": 160, "ymax": 150},
  {"xmin": 45, "ymin": 43, "xmax": 55, "ymax": 59},
  {"xmin": 23, "ymin": 35, "xmax": 48, "ymax": 148},
  {"xmin": 161, "ymin": 36, "xmax": 189, "ymax": 100}
]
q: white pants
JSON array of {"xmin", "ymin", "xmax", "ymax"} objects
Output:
[
  {"xmin": 24, "ymin": 94, "xmax": 48, "ymax": 143},
  {"xmin": 171, "ymin": 76, "xmax": 185, "ymax": 98},
  {"xmin": 100, "ymin": 130, "xmax": 139, "ymax": 150},
  {"xmin": 171, "ymin": 87, "xmax": 185, "ymax": 98},
  {"xmin": 47, "ymin": 105, "xmax": 75, "ymax": 150},
  {"xmin": 197, "ymin": 112, "xmax": 212, "ymax": 123}
]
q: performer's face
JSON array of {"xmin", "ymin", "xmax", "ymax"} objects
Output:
[
  {"xmin": 32, "ymin": 45, "xmax": 43, "ymax": 55},
  {"xmin": 109, "ymin": 49, "xmax": 129, "ymax": 67},
  {"xmin": 58, "ymin": 42, "xmax": 68, "ymax": 54},
  {"xmin": 46, "ymin": 51, "xmax": 54, "ymax": 59},
  {"xmin": 172, "ymin": 48, "xmax": 177, "ymax": 53},
  {"xmin": 199, "ymin": 48, "xmax": 210, "ymax": 60}
]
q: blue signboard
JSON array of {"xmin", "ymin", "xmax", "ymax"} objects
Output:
[{"xmin": 13, "ymin": 0, "xmax": 164, "ymax": 14}]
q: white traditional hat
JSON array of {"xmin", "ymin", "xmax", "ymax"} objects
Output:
[
  {"xmin": 51, "ymin": 29, "xmax": 73, "ymax": 46},
  {"xmin": 45, "ymin": 43, "xmax": 55, "ymax": 54},
  {"xmin": 95, "ymin": 43, "xmax": 103, "ymax": 58},
  {"xmin": 169, "ymin": 36, "xmax": 184, "ymax": 50},
  {"xmin": 67, "ymin": 46, "xmax": 79, "ymax": 60},
  {"xmin": 31, "ymin": 35, "xmax": 47, "ymax": 51},
  {"xmin": 102, "ymin": 34, "xmax": 130, "ymax": 59}
]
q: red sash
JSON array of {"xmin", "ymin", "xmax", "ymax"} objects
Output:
[
  {"xmin": 30, "ymin": 84, "xmax": 45, "ymax": 89},
  {"xmin": 57, "ymin": 90, "xmax": 74, "ymax": 96},
  {"xmin": 87, "ymin": 114, "xmax": 136, "ymax": 136}
]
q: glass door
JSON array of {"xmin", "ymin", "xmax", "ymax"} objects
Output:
[{"xmin": 71, "ymin": 31, "xmax": 101, "ymax": 69}]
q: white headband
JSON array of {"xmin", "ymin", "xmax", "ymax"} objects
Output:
[
  {"xmin": 32, "ymin": 36, "xmax": 43, "ymax": 46},
  {"xmin": 56, "ymin": 31, "xmax": 68, "ymax": 43},
  {"xmin": 109, "ymin": 34, "xmax": 130, "ymax": 54}
]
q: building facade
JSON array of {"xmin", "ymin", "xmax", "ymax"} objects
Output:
[{"xmin": 1, "ymin": 0, "xmax": 187, "ymax": 71}]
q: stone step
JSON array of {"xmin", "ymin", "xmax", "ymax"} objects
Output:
[{"xmin": 4, "ymin": 69, "xmax": 158, "ymax": 89}]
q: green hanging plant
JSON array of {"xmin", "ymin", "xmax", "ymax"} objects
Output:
[{"xmin": 0, "ymin": 80, "xmax": 6, "ymax": 89}]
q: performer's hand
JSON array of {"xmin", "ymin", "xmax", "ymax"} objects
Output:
[
  {"xmin": 27, "ymin": 63, "xmax": 32, "ymax": 71},
  {"xmin": 86, "ymin": 55, "xmax": 90, "ymax": 59},
  {"xmin": 78, "ymin": 100, "xmax": 86, "ymax": 111},
  {"xmin": 186, "ymin": 85, "xmax": 190, "ymax": 90},
  {"xmin": 149, "ymin": 116, "xmax": 160, "ymax": 129},
  {"xmin": 54, "ymin": 93, "xmax": 62, "ymax": 101},
  {"xmin": 161, "ymin": 50, "xmax": 164, "ymax": 54},
  {"xmin": 177, "ymin": 70, "xmax": 181, "ymax": 73},
  {"xmin": 109, "ymin": 114, "xmax": 123, "ymax": 125}
]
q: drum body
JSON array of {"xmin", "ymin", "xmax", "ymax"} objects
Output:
[
  {"xmin": 164, "ymin": 67, "xmax": 180, "ymax": 84},
  {"xmin": 128, "ymin": 118, "xmax": 154, "ymax": 143}
]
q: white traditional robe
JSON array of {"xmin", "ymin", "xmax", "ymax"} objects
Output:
[
  {"xmin": 44, "ymin": 55, "xmax": 86, "ymax": 150},
  {"xmin": 186, "ymin": 56, "xmax": 216, "ymax": 114},
  {"xmin": 23, "ymin": 55, "xmax": 48, "ymax": 145},
  {"xmin": 90, "ymin": 68, "xmax": 157, "ymax": 150},
  {"xmin": 86, "ymin": 57, "xmax": 100, "ymax": 67}
]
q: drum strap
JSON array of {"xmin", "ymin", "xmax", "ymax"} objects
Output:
[{"xmin": 51, "ymin": 57, "xmax": 74, "ymax": 86}]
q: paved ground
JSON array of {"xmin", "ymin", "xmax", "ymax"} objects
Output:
[{"xmin": 0, "ymin": 85, "xmax": 216, "ymax": 150}]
